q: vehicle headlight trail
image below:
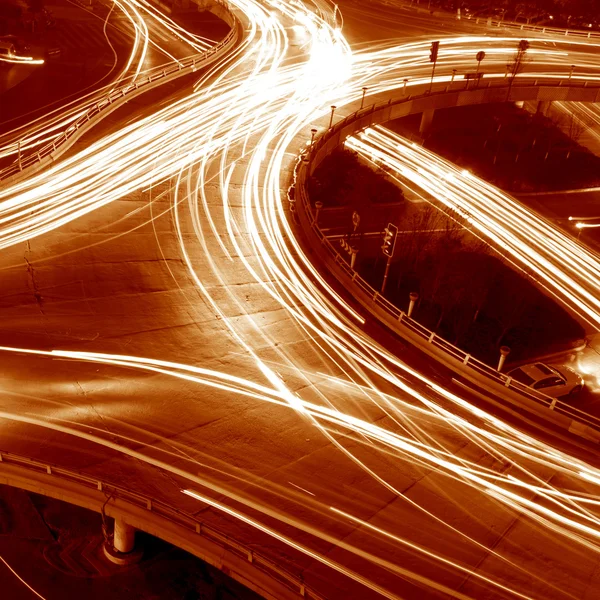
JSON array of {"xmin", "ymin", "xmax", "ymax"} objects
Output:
[{"xmin": 2, "ymin": 2, "xmax": 600, "ymax": 596}]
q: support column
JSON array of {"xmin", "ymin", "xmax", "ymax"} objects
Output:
[
  {"xmin": 114, "ymin": 518, "xmax": 136, "ymax": 553},
  {"xmin": 104, "ymin": 517, "xmax": 142, "ymax": 565},
  {"xmin": 536, "ymin": 100, "xmax": 552, "ymax": 116},
  {"xmin": 419, "ymin": 108, "xmax": 435, "ymax": 135}
]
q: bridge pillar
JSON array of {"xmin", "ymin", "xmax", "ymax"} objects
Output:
[
  {"xmin": 536, "ymin": 100, "xmax": 552, "ymax": 116},
  {"xmin": 104, "ymin": 517, "xmax": 142, "ymax": 564},
  {"xmin": 419, "ymin": 109, "xmax": 435, "ymax": 135},
  {"xmin": 114, "ymin": 517, "xmax": 136, "ymax": 553}
]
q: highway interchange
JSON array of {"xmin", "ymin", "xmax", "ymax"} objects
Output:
[{"xmin": 1, "ymin": 0, "xmax": 600, "ymax": 598}]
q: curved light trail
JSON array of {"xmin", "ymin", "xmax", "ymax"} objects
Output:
[
  {"xmin": 0, "ymin": 0, "xmax": 216, "ymax": 166},
  {"xmin": 346, "ymin": 125, "xmax": 600, "ymax": 330},
  {"xmin": 1, "ymin": 1, "xmax": 600, "ymax": 598}
]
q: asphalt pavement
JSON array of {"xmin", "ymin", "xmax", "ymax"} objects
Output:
[{"xmin": 1, "ymin": 3, "xmax": 600, "ymax": 599}]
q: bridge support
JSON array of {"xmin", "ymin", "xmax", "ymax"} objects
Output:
[
  {"xmin": 536, "ymin": 100, "xmax": 553, "ymax": 116},
  {"xmin": 419, "ymin": 109, "xmax": 435, "ymax": 135},
  {"xmin": 104, "ymin": 517, "xmax": 142, "ymax": 565},
  {"xmin": 114, "ymin": 517, "xmax": 136, "ymax": 553}
]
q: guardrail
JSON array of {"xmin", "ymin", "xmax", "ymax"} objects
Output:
[
  {"xmin": 291, "ymin": 74, "xmax": 600, "ymax": 435},
  {"xmin": 382, "ymin": 0, "xmax": 600, "ymax": 39},
  {"xmin": 0, "ymin": 14, "xmax": 239, "ymax": 184},
  {"xmin": 476, "ymin": 17, "xmax": 600, "ymax": 39},
  {"xmin": 0, "ymin": 449, "xmax": 325, "ymax": 600}
]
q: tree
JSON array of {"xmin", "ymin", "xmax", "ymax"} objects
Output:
[{"xmin": 506, "ymin": 39, "xmax": 530, "ymax": 100}]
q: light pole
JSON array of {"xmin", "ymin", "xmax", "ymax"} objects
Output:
[
  {"xmin": 17, "ymin": 140, "xmax": 22, "ymax": 171},
  {"xmin": 408, "ymin": 292, "xmax": 419, "ymax": 317},
  {"xmin": 352, "ymin": 210, "xmax": 360, "ymax": 233},
  {"xmin": 314, "ymin": 201, "xmax": 323, "ymax": 226},
  {"xmin": 360, "ymin": 87, "xmax": 368, "ymax": 109},
  {"xmin": 498, "ymin": 346, "xmax": 511, "ymax": 372},
  {"xmin": 451, "ymin": 69, "xmax": 456, "ymax": 83},
  {"xmin": 329, "ymin": 105, "xmax": 337, "ymax": 129},
  {"xmin": 569, "ymin": 64, "xmax": 574, "ymax": 80},
  {"xmin": 403, "ymin": 78, "xmax": 409, "ymax": 94},
  {"xmin": 350, "ymin": 246, "xmax": 358, "ymax": 269},
  {"xmin": 310, "ymin": 128, "xmax": 317, "ymax": 150}
]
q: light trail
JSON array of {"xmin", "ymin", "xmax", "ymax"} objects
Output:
[
  {"xmin": 1, "ymin": 2, "xmax": 600, "ymax": 597},
  {"xmin": 0, "ymin": 0, "xmax": 216, "ymax": 166},
  {"xmin": 0, "ymin": 555, "xmax": 48, "ymax": 600},
  {"xmin": 347, "ymin": 125, "xmax": 600, "ymax": 331}
]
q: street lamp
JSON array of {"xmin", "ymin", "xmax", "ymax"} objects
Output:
[
  {"xmin": 360, "ymin": 87, "xmax": 368, "ymax": 109},
  {"xmin": 498, "ymin": 346, "xmax": 511, "ymax": 372},
  {"xmin": 314, "ymin": 201, "xmax": 323, "ymax": 226},
  {"xmin": 408, "ymin": 292, "xmax": 419, "ymax": 317},
  {"xmin": 329, "ymin": 105, "xmax": 337, "ymax": 129},
  {"xmin": 310, "ymin": 128, "xmax": 317, "ymax": 149},
  {"xmin": 569, "ymin": 65, "xmax": 575, "ymax": 80}
]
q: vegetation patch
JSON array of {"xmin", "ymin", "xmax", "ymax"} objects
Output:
[{"xmin": 308, "ymin": 152, "xmax": 585, "ymax": 367}]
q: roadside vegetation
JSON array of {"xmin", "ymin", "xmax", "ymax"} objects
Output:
[
  {"xmin": 308, "ymin": 148, "xmax": 585, "ymax": 367},
  {"xmin": 432, "ymin": 0, "xmax": 600, "ymax": 31}
]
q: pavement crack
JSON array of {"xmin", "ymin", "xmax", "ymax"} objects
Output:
[{"xmin": 24, "ymin": 242, "xmax": 45, "ymax": 315}]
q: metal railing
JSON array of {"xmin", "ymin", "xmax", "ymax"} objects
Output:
[
  {"xmin": 292, "ymin": 75, "xmax": 600, "ymax": 433},
  {"xmin": 0, "ymin": 450, "xmax": 325, "ymax": 600},
  {"xmin": 478, "ymin": 17, "xmax": 600, "ymax": 39},
  {"xmin": 0, "ymin": 17, "xmax": 239, "ymax": 183},
  {"xmin": 380, "ymin": 0, "xmax": 600, "ymax": 39}
]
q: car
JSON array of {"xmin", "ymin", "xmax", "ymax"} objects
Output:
[
  {"xmin": 0, "ymin": 35, "xmax": 30, "ymax": 54},
  {"xmin": 507, "ymin": 362, "xmax": 584, "ymax": 399},
  {"xmin": 0, "ymin": 40, "xmax": 17, "ymax": 60}
]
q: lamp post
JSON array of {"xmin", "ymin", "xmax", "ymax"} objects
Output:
[
  {"xmin": 498, "ymin": 346, "xmax": 511, "ymax": 372},
  {"xmin": 17, "ymin": 140, "xmax": 22, "ymax": 171},
  {"xmin": 403, "ymin": 78, "xmax": 409, "ymax": 94},
  {"xmin": 328, "ymin": 105, "xmax": 337, "ymax": 129},
  {"xmin": 314, "ymin": 201, "xmax": 323, "ymax": 226},
  {"xmin": 360, "ymin": 87, "xmax": 368, "ymax": 109},
  {"xmin": 569, "ymin": 64, "xmax": 574, "ymax": 80},
  {"xmin": 310, "ymin": 128, "xmax": 317, "ymax": 150},
  {"xmin": 350, "ymin": 246, "xmax": 358, "ymax": 269},
  {"xmin": 408, "ymin": 292, "xmax": 419, "ymax": 317},
  {"xmin": 451, "ymin": 69, "xmax": 456, "ymax": 83}
]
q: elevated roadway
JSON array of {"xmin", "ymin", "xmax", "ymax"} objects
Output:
[{"xmin": 1, "ymin": 2, "xmax": 600, "ymax": 599}]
